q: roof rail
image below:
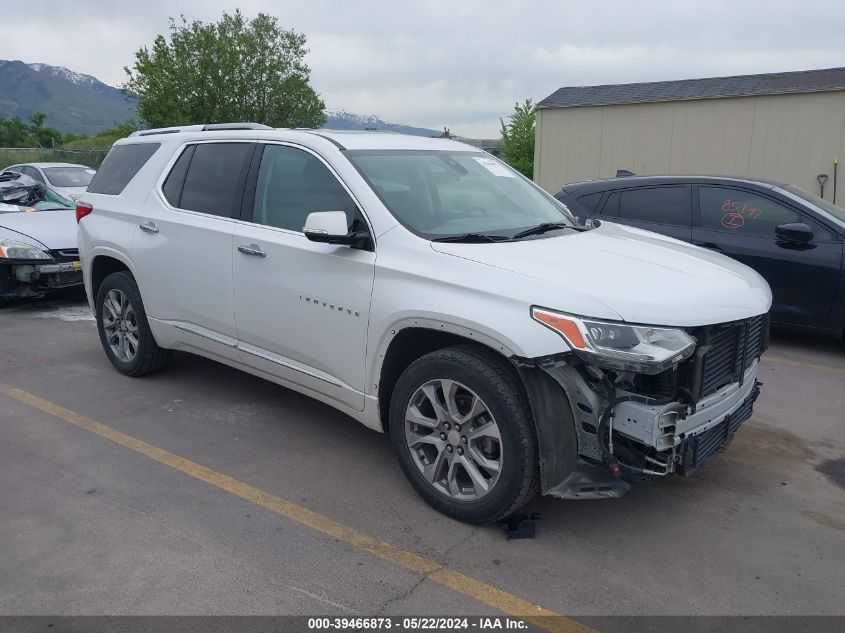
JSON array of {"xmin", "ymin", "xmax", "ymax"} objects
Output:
[
  {"xmin": 202, "ymin": 122, "xmax": 272, "ymax": 131},
  {"xmin": 130, "ymin": 125, "xmax": 204, "ymax": 137},
  {"xmin": 130, "ymin": 122, "xmax": 272, "ymax": 137}
]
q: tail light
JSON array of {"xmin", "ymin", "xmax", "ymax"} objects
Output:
[{"xmin": 75, "ymin": 201, "xmax": 93, "ymax": 223}]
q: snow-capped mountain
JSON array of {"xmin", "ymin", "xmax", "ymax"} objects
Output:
[
  {"xmin": 0, "ymin": 60, "xmax": 135, "ymax": 134},
  {"xmin": 27, "ymin": 62, "xmax": 126, "ymax": 101},
  {"xmin": 324, "ymin": 109, "xmax": 439, "ymax": 137},
  {"xmin": 1, "ymin": 60, "xmax": 441, "ymax": 137}
]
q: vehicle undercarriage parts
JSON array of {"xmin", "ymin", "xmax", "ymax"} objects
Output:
[{"xmin": 544, "ymin": 459, "xmax": 631, "ymax": 499}]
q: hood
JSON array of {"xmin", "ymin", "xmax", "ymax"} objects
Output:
[
  {"xmin": 0, "ymin": 208, "xmax": 78, "ymax": 250},
  {"xmin": 430, "ymin": 221, "xmax": 772, "ymax": 327}
]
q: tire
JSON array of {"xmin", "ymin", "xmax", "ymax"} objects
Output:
[
  {"xmin": 389, "ymin": 344, "xmax": 539, "ymax": 524},
  {"xmin": 95, "ymin": 271, "xmax": 172, "ymax": 377}
]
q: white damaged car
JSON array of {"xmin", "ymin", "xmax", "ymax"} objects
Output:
[
  {"xmin": 78, "ymin": 126, "xmax": 772, "ymax": 523},
  {"xmin": 0, "ymin": 171, "xmax": 82, "ymax": 300}
]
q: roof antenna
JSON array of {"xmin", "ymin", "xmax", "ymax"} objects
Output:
[{"xmin": 616, "ymin": 169, "xmax": 636, "ymax": 178}]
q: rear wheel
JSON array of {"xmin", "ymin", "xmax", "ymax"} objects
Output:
[
  {"xmin": 389, "ymin": 345, "xmax": 539, "ymax": 523},
  {"xmin": 95, "ymin": 272, "xmax": 172, "ymax": 376}
]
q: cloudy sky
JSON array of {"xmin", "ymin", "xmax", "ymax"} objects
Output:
[{"xmin": 3, "ymin": 0, "xmax": 845, "ymax": 136}]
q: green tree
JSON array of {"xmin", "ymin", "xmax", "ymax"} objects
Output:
[
  {"xmin": 28, "ymin": 113, "xmax": 46, "ymax": 129},
  {"xmin": 27, "ymin": 112, "xmax": 62, "ymax": 148},
  {"xmin": 0, "ymin": 114, "xmax": 32, "ymax": 147},
  {"xmin": 499, "ymin": 99, "xmax": 536, "ymax": 178},
  {"xmin": 125, "ymin": 10, "xmax": 326, "ymax": 129}
]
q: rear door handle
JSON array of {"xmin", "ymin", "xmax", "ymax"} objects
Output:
[
  {"xmin": 697, "ymin": 241, "xmax": 724, "ymax": 253},
  {"xmin": 237, "ymin": 244, "xmax": 266, "ymax": 258},
  {"xmin": 139, "ymin": 221, "xmax": 159, "ymax": 234}
]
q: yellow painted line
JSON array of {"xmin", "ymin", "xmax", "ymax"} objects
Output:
[
  {"xmin": 0, "ymin": 383, "xmax": 593, "ymax": 633},
  {"xmin": 761, "ymin": 354, "xmax": 845, "ymax": 375}
]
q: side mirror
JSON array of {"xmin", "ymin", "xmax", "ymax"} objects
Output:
[
  {"xmin": 303, "ymin": 211, "xmax": 371, "ymax": 249},
  {"xmin": 775, "ymin": 222, "xmax": 813, "ymax": 243}
]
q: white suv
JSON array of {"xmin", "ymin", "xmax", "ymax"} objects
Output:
[{"xmin": 77, "ymin": 123, "xmax": 771, "ymax": 523}]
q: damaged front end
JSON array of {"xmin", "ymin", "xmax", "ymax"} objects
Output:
[
  {"xmin": 0, "ymin": 171, "xmax": 81, "ymax": 300},
  {"xmin": 518, "ymin": 312, "xmax": 768, "ymax": 500},
  {"xmin": 0, "ymin": 249, "xmax": 83, "ymax": 300}
]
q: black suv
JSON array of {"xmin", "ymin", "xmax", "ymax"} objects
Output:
[{"xmin": 555, "ymin": 176, "xmax": 845, "ymax": 338}]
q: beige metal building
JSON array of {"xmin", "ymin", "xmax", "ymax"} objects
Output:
[{"xmin": 533, "ymin": 67, "xmax": 845, "ymax": 202}]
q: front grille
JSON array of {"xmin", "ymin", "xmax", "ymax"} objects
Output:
[
  {"xmin": 699, "ymin": 314, "xmax": 767, "ymax": 397},
  {"xmin": 728, "ymin": 390, "xmax": 755, "ymax": 434},
  {"xmin": 691, "ymin": 422, "xmax": 726, "ymax": 466},
  {"xmin": 679, "ymin": 385, "xmax": 760, "ymax": 473}
]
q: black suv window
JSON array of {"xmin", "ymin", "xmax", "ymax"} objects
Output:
[
  {"xmin": 698, "ymin": 186, "xmax": 801, "ymax": 237},
  {"xmin": 88, "ymin": 143, "xmax": 160, "ymax": 195},
  {"xmin": 252, "ymin": 144, "xmax": 357, "ymax": 232},
  {"xmin": 178, "ymin": 143, "xmax": 252, "ymax": 217},
  {"xmin": 602, "ymin": 186, "xmax": 689, "ymax": 226},
  {"xmin": 578, "ymin": 192, "xmax": 604, "ymax": 213}
]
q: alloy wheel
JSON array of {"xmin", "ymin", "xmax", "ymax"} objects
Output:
[
  {"xmin": 404, "ymin": 379, "xmax": 503, "ymax": 501},
  {"xmin": 101, "ymin": 289, "xmax": 139, "ymax": 363}
]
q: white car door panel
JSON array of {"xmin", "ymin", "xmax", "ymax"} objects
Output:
[
  {"xmin": 130, "ymin": 141, "xmax": 254, "ymax": 359},
  {"xmin": 232, "ymin": 143, "xmax": 375, "ymax": 411},
  {"xmin": 233, "ymin": 227, "xmax": 375, "ymax": 409}
]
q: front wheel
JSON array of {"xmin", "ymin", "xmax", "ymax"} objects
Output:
[
  {"xmin": 95, "ymin": 271, "xmax": 172, "ymax": 377},
  {"xmin": 389, "ymin": 345, "xmax": 539, "ymax": 524}
]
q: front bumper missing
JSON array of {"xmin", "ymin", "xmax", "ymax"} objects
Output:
[
  {"xmin": 611, "ymin": 361, "xmax": 760, "ymax": 452},
  {"xmin": 1, "ymin": 260, "xmax": 83, "ymax": 299},
  {"xmin": 535, "ymin": 360, "xmax": 761, "ymax": 498}
]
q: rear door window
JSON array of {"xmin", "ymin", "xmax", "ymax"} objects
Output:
[
  {"xmin": 178, "ymin": 143, "xmax": 252, "ymax": 217},
  {"xmin": 605, "ymin": 186, "xmax": 689, "ymax": 226},
  {"xmin": 88, "ymin": 143, "xmax": 160, "ymax": 195}
]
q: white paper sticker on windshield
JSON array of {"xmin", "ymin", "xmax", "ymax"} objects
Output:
[{"xmin": 473, "ymin": 157, "xmax": 515, "ymax": 178}]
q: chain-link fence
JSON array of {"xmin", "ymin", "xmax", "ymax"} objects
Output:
[{"xmin": 0, "ymin": 147, "xmax": 110, "ymax": 170}]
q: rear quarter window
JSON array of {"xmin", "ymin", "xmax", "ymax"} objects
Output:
[
  {"xmin": 87, "ymin": 143, "xmax": 161, "ymax": 195},
  {"xmin": 578, "ymin": 191, "xmax": 604, "ymax": 213}
]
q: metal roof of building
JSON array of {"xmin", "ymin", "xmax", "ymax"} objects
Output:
[{"xmin": 537, "ymin": 67, "xmax": 845, "ymax": 109}]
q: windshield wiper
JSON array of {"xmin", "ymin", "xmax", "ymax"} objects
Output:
[
  {"xmin": 431, "ymin": 233, "xmax": 511, "ymax": 243},
  {"xmin": 511, "ymin": 222, "xmax": 579, "ymax": 240}
]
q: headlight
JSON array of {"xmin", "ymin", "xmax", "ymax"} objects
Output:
[
  {"xmin": 531, "ymin": 307, "xmax": 695, "ymax": 374},
  {"xmin": 0, "ymin": 238, "xmax": 52, "ymax": 261}
]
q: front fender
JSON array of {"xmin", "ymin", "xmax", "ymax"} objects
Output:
[{"xmin": 367, "ymin": 316, "xmax": 525, "ymax": 394}]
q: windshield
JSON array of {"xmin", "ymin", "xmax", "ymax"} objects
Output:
[
  {"xmin": 0, "ymin": 180, "xmax": 74, "ymax": 212},
  {"xmin": 346, "ymin": 150, "xmax": 576, "ymax": 239},
  {"xmin": 781, "ymin": 184, "xmax": 845, "ymax": 224},
  {"xmin": 44, "ymin": 166, "xmax": 96, "ymax": 188}
]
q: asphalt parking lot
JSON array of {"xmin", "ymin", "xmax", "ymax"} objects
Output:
[{"xmin": 1, "ymin": 290, "xmax": 843, "ymax": 626}]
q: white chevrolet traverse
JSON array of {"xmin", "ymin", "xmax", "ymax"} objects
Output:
[{"xmin": 77, "ymin": 124, "xmax": 771, "ymax": 523}]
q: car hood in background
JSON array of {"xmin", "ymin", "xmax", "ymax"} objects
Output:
[
  {"xmin": 430, "ymin": 221, "xmax": 772, "ymax": 327},
  {"xmin": 0, "ymin": 208, "xmax": 78, "ymax": 250}
]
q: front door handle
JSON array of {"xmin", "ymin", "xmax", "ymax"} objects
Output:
[
  {"xmin": 237, "ymin": 244, "xmax": 266, "ymax": 258},
  {"xmin": 139, "ymin": 221, "xmax": 159, "ymax": 234},
  {"xmin": 697, "ymin": 241, "xmax": 724, "ymax": 253}
]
